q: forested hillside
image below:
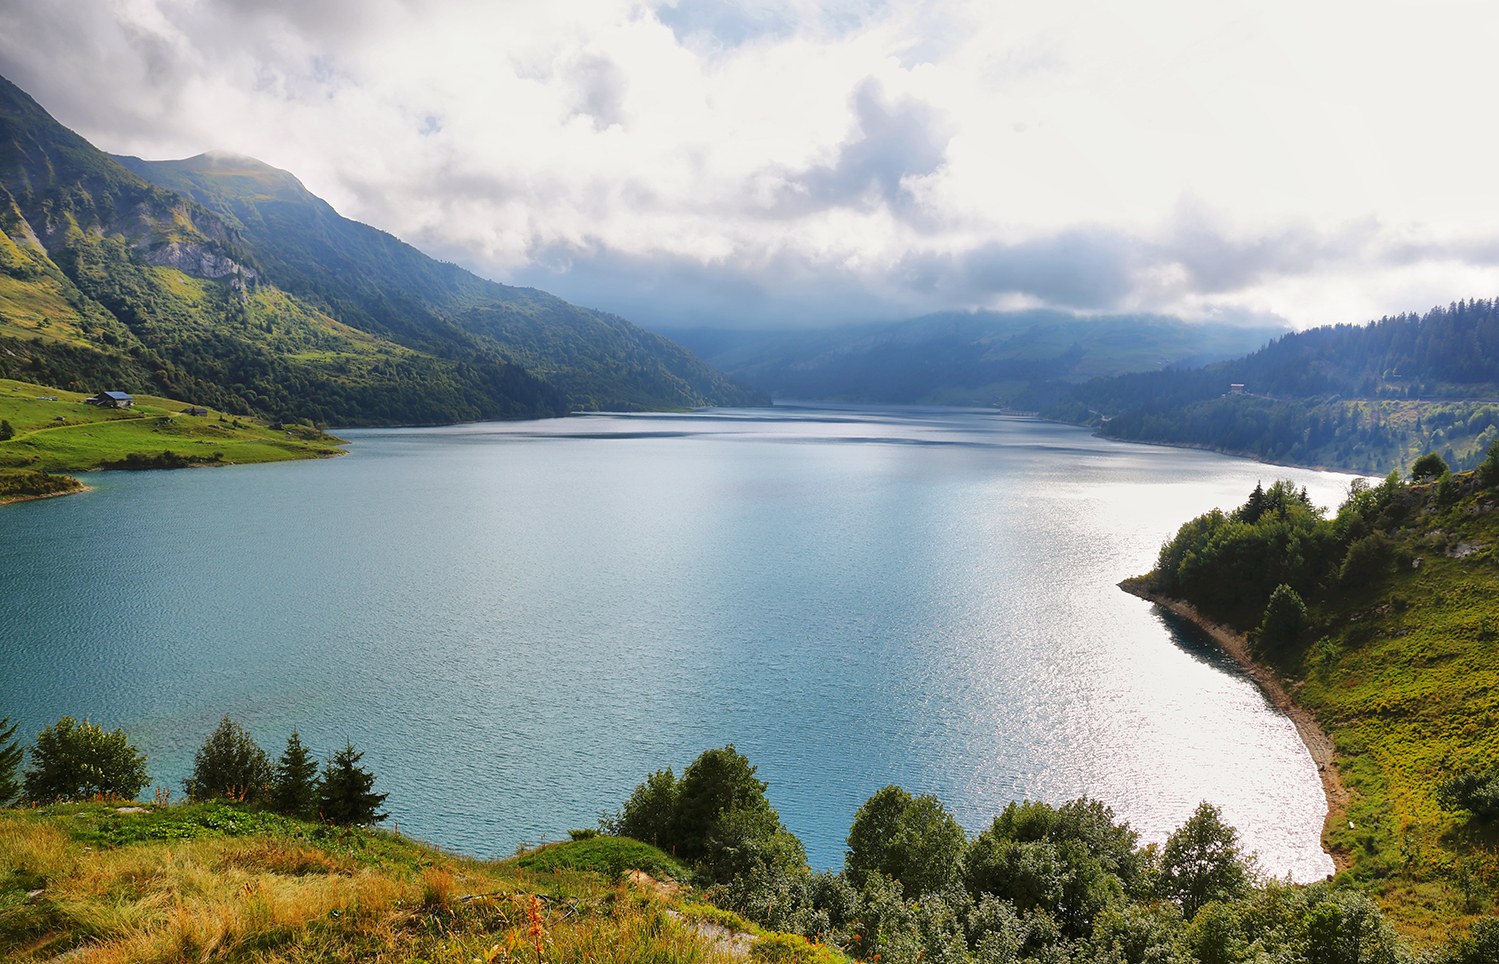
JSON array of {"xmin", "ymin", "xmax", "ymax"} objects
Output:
[
  {"xmin": 1135, "ymin": 454, "xmax": 1499, "ymax": 941},
  {"xmin": 0, "ymin": 74, "xmax": 763, "ymax": 426},
  {"xmin": 662, "ymin": 311, "xmax": 1283, "ymax": 409},
  {"xmin": 1048, "ymin": 301, "xmax": 1499, "ymax": 474}
]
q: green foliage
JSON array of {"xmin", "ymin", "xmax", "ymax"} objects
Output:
[
  {"xmin": 846, "ymin": 786, "xmax": 966, "ymax": 898},
  {"xmin": 315, "ymin": 741, "xmax": 388, "ymax": 826},
  {"xmin": 1256, "ymin": 584, "xmax": 1308, "ymax": 653},
  {"xmin": 1440, "ymin": 917, "xmax": 1499, "ymax": 964},
  {"xmin": 0, "ymin": 419, "xmax": 11, "ymax": 440},
  {"xmin": 270, "ymin": 730, "xmax": 320, "ymax": 818},
  {"xmin": 184, "ymin": 715, "xmax": 272, "ymax": 803},
  {"xmin": 22, "ymin": 716, "xmax": 148, "ymax": 803},
  {"xmin": 1154, "ymin": 479, "xmax": 1339, "ymax": 626},
  {"xmin": 603, "ymin": 766, "xmax": 679, "ymax": 848},
  {"xmin": 0, "ymin": 715, "xmax": 21, "ymax": 805},
  {"xmin": 0, "ymin": 468, "xmax": 80, "ymax": 499},
  {"xmin": 1435, "ymin": 768, "xmax": 1499, "ymax": 822},
  {"xmin": 1055, "ymin": 299, "xmax": 1499, "ymax": 474},
  {"xmin": 1339, "ymin": 533, "xmax": 1390, "ymax": 587},
  {"xmin": 1478, "ymin": 439, "xmax": 1499, "ymax": 488},
  {"xmin": 1411, "ymin": 450, "xmax": 1450, "ymax": 481},
  {"xmin": 514, "ymin": 835, "xmax": 693, "ymax": 882},
  {"xmin": 1157, "ymin": 802, "xmax": 1251, "ymax": 920}
]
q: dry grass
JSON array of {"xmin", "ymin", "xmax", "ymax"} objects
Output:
[{"xmin": 0, "ymin": 808, "xmax": 754, "ymax": 964}]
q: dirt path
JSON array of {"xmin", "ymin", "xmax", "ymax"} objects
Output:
[{"xmin": 1119, "ymin": 577, "xmax": 1351, "ymax": 872}]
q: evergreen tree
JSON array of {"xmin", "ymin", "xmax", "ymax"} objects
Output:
[
  {"xmin": 0, "ymin": 419, "xmax": 13, "ymax": 441},
  {"xmin": 271, "ymin": 730, "xmax": 320, "ymax": 818},
  {"xmin": 316, "ymin": 741, "xmax": 388, "ymax": 825},
  {"xmin": 183, "ymin": 716, "xmax": 272, "ymax": 802},
  {"xmin": 0, "ymin": 714, "xmax": 23, "ymax": 805}
]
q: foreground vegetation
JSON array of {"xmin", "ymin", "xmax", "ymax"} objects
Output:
[
  {"xmin": 0, "ymin": 803, "xmax": 823, "ymax": 964},
  {"xmin": 1139, "ymin": 449, "xmax": 1499, "ymax": 942},
  {"xmin": 0, "ymin": 378, "xmax": 345, "ymax": 498}
]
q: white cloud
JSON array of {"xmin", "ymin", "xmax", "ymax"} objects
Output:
[{"xmin": 3, "ymin": 0, "xmax": 1499, "ymax": 329}]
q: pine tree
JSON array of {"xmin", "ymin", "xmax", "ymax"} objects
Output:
[
  {"xmin": 0, "ymin": 714, "xmax": 23, "ymax": 805},
  {"xmin": 271, "ymin": 730, "xmax": 320, "ymax": 819},
  {"xmin": 184, "ymin": 716, "xmax": 272, "ymax": 802},
  {"xmin": 316, "ymin": 741, "xmax": 388, "ymax": 825}
]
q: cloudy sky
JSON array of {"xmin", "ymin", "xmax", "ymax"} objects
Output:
[{"xmin": 3, "ymin": 0, "xmax": 1498, "ymax": 331}]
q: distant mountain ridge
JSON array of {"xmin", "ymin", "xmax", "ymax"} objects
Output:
[
  {"xmin": 1048, "ymin": 300, "xmax": 1499, "ymax": 474},
  {"xmin": 659, "ymin": 310, "xmax": 1286, "ymax": 409},
  {"xmin": 0, "ymin": 73, "xmax": 765, "ymax": 426}
]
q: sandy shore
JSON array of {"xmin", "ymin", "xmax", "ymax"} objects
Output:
[{"xmin": 1119, "ymin": 577, "xmax": 1350, "ymax": 873}]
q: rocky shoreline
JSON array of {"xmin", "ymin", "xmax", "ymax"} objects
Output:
[{"xmin": 1118, "ymin": 576, "xmax": 1351, "ymax": 873}]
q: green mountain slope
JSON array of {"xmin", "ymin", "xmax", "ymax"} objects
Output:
[
  {"xmin": 0, "ymin": 73, "xmax": 763, "ymax": 426},
  {"xmin": 1049, "ymin": 301, "xmax": 1499, "ymax": 474},
  {"xmin": 110, "ymin": 151, "xmax": 769, "ymax": 412},
  {"xmin": 658, "ymin": 311, "xmax": 1285, "ymax": 408},
  {"xmin": 1135, "ymin": 464, "xmax": 1499, "ymax": 939}
]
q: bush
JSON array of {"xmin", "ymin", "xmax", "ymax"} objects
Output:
[
  {"xmin": 316, "ymin": 741, "xmax": 388, "ymax": 825},
  {"xmin": 1257, "ymin": 584, "xmax": 1308, "ymax": 653},
  {"xmin": 1478, "ymin": 439, "xmax": 1499, "ymax": 489},
  {"xmin": 1411, "ymin": 450, "xmax": 1449, "ymax": 481},
  {"xmin": 184, "ymin": 716, "xmax": 272, "ymax": 802},
  {"xmin": 23, "ymin": 716, "xmax": 149, "ymax": 803},
  {"xmin": 1436, "ymin": 768, "xmax": 1499, "ymax": 821}
]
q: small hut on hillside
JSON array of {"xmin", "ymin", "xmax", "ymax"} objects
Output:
[{"xmin": 85, "ymin": 391, "xmax": 134, "ymax": 408}]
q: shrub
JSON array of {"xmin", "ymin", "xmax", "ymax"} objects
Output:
[
  {"xmin": 184, "ymin": 716, "xmax": 272, "ymax": 802},
  {"xmin": 1257, "ymin": 584, "xmax": 1308, "ymax": 653},
  {"xmin": 1411, "ymin": 450, "xmax": 1449, "ymax": 481},
  {"xmin": 1436, "ymin": 768, "xmax": 1499, "ymax": 821},
  {"xmin": 23, "ymin": 716, "xmax": 149, "ymax": 803},
  {"xmin": 316, "ymin": 741, "xmax": 388, "ymax": 825}
]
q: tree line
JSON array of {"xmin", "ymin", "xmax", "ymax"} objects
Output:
[
  {"xmin": 0, "ymin": 713, "xmax": 387, "ymax": 826},
  {"xmin": 1048, "ymin": 300, "xmax": 1499, "ymax": 474},
  {"xmin": 603, "ymin": 745, "xmax": 1496, "ymax": 964}
]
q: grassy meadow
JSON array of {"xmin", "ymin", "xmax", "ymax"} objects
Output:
[
  {"xmin": 0, "ymin": 378, "xmax": 345, "ymax": 501},
  {"xmin": 0, "ymin": 802, "xmax": 840, "ymax": 964}
]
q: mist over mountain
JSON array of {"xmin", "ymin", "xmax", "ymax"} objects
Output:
[
  {"xmin": 659, "ymin": 311, "xmax": 1286, "ymax": 409},
  {"xmin": 0, "ymin": 73, "xmax": 764, "ymax": 426}
]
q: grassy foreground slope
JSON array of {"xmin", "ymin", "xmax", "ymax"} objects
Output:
[
  {"xmin": 0, "ymin": 802, "xmax": 838, "ymax": 964},
  {"xmin": 1135, "ymin": 463, "xmax": 1499, "ymax": 941},
  {"xmin": 0, "ymin": 378, "xmax": 345, "ymax": 500}
]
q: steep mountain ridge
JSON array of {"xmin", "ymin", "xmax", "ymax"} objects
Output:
[
  {"xmin": 111, "ymin": 151, "xmax": 768, "ymax": 412},
  {"xmin": 0, "ymin": 73, "xmax": 763, "ymax": 425}
]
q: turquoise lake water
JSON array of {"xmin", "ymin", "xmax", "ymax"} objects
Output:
[{"xmin": 0, "ymin": 405, "xmax": 1352, "ymax": 879}]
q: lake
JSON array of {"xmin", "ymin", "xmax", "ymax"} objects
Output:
[{"xmin": 0, "ymin": 404, "xmax": 1350, "ymax": 879}]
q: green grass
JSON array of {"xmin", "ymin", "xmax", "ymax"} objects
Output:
[
  {"xmin": 1160, "ymin": 473, "xmax": 1499, "ymax": 943},
  {"xmin": 515, "ymin": 837, "xmax": 695, "ymax": 883},
  {"xmin": 0, "ymin": 378, "xmax": 346, "ymax": 491}
]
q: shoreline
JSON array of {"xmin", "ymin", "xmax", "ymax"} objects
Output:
[
  {"xmin": 0, "ymin": 483, "xmax": 92, "ymax": 506},
  {"xmin": 1118, "ymin": 576, "xmax": 1351, "ymax": 873}
]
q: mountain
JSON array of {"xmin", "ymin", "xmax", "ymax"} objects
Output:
[
  {"xmin": 658, "ymin": 310, "xmax": 1286, "ymax": 409},
  {"xmin": 0, "ymin": 74, "xmax": 764, "ymax": 426},
  {"xmin": 1049, "ymin": 301, "xmax": 1499, "ymax": 474}
]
